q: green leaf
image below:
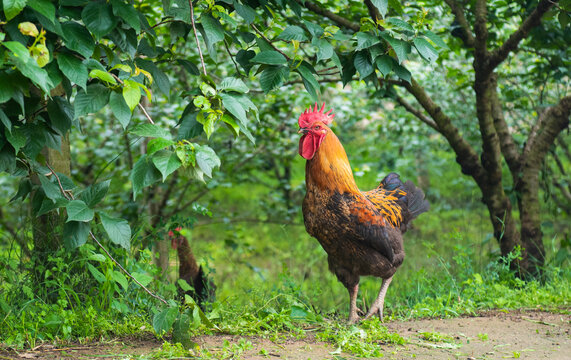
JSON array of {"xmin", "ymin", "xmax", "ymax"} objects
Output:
[
  {"xmin": 297, "ymin": 64, "xmax": 319, "ymax": 102},
  {"xmin": 172, "ymin": 314, "xmax": 194, "ymax": 348},
  {"xmin": 259, "ymin": 65, "xmax": 289, "ymax": 93},
  {"xmin": 235, "ymin": 49, "xmax": 255, "ymax": 74},
  {"xmin": 303, "ymin": 20, "xmax": 323, "ymax": 38},
  {"xmin": 109, "ymin": 91, "xmax": 132, "ymax": 128},
  {"xmin": 82, "ymin": 0, "xmax": 118, "ymax": 38},
  {"xmin": 220, "ymin": 93, "xmax": 248, "ymax": 126},
  {"xmin": 195, "ymin": 145, "xmax": 220, "ymax": 178},
  {"xmin": 147, "ymin": 138, "xmax": 175, "ymax": 155},
  {"xmin": 87, "ymin": 263, "xmax": 105, "ymax": 283},
  {"xmin": 354, "ymin": 51, "xmax": 374, "ymax": 79},
  {"xmin": 57, "ymin": 53, "xmax": 88, "ymax": 91},
  {"xmin": 99, "ymin": 211, "xmax": 131, "ymax": 250},
  {"xmin": 558, "ymin": 10, "xmax": 570, "ymax": 28},
  {"xmin": 371, "ymin": 0, "xmax": 388, "ymax": 18},
  {"xmin": 217, "ymin": 77, "xmax": 249, "ymax": 93},
  {"xmin": 0, "ymin": 109, "xmax": 11, "ymax": 134},
  {"xmin": 3, "ymin": 0, "xmax": 27, "ymax": 21},
  {"xmin": 4, "ymin": 41, "xmax": 53, "ymax": 94},
  {"xmin": 130, "ymin": 123, "xmax": 171, "ymax": 139},
  {"xmin": 88, "ymin": 253, "xmax": 106, "ymax": 262},
  {"xmin": 122, "ymin": 79, "xmax": 141, "ymax": 111},
  {"xmin": 78, "ymin": 180, "xmax": 110, "ymax": 208},
  {"xmin": 233, "ymin": 0, "xmax": 256, "ymax": 24},
  {"xmin": 276, "ymin": 25, "xmax": 308, "ymax": 41},
  {"xmin": 221, "ymin": 113, "xmax": 240, "ymax": 137},
  {"xmin": 136, "ymin": 59, "xmax": 170, "ymax": 96},
  {"xmin": 38, "ymin": 174, "xmax": 65, "ymax": 202},
  {"xmin": 74, "ymin": 84, "xmax": 111, "ymax": 118},
  {"xmin": 393, "ymin": 61, "xmax": 411, "ymax": 83},
  {"xmin": 89, "ymin": 69, "xmax": 117, "ymax": 84},
  {"xmin": 47, "ymin": 96, "xmax": 74, "ymax": 135},
  {"xmin": 413, "ymin": 37, "xmax": 439, "ymax": 62},
  {"xmin": 423, "ymin": 30, "xmax": 449, "ymax": 49},
  {"xmin": 61, "ymin": 22, "xmax": 95, "ymax": 58},
  {"xmin": 152, "ymin": 149, "xmax": 182, "ymax": 181},
  {"xmin": 381, "ymin": 33, "xmax": 411, "ymax": 64},
  {"xmin": 0, "ymin": 73, "xmax": 17, "ymax": 104},
  {"xmin": 110, "ymin": 0, "xmax": 140, "ymax": 32},
  {"xmin": 28, "ymin": 0, "xmax": 56, "ymax": 23},
  {"xmin": 130, "ymin": 154, "xmax": 161, "ymax": 199},
  {"xmin": 201, "ymin": 14, "xmax": 224, "ymax": 44},
  {"xmin": 36, "ymin": 197, "xmax": 68, "ymax": 217},
  {"xmin": 356, "ymin": 32, "xmax": 380, "ymax": 51},
  {"xmin": 153, "ymin": 306, "xmax": 179, "ymax": 335},
  {"xmin": 177, "ymin": 110, "xmax": 203, "ymax": 140},
  {"xmin": 112, "ymin": 270, "xmax": 128, "ymax": 290},
  {"xmin": 132, "ymin": 271, "xmax": 153, "ymax": 287},
  {"xmin": 6, "ymin": 127, "xmax": 27, "ymax": 154},
  {"xmin": 251, "ymin": 51, "xmax": 287, "ymax": 65},
  {"xmin": 375, "ymin": 55, "xmax": 393, "ymax": 76},
  {"xmin": 316, "ymin": 39, "xmax": 334, "ymax": 62},
  {"xmin": 219, "ymin": 93, "xmax": 256, "ymax": 143},
  {"xmin": 387, "ymin": 17, "xmax": 414, "ymax": 33},
  {"xmin": 177, "ymin": 59, "xmax": 200, "ymax": 76},
  {"xmin": 63, "ymin": 221, "xmax": 90, "ymax": 250},
  {"xmin": 388, "ymin": 0, "xmax": 403, "ymax": 14},
  {"xmin": 66, "ymin": 200, "xmax": 95, "ymax": 222}
]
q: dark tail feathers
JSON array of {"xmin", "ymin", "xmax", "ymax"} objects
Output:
[
  {"xmin": 402, "ymin": 180, "xmax": 430, "ymax": 219},
  {"xmin": 381, "ymin": 172, "xmax": 429, "ymax": 222}
]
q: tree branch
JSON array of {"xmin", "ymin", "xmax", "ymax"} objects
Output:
[
  {"xmin": 394, "ymin": 94, "xmax": 439, "ymax": 130},
  {"xmin": 488, "ymin": 0, "xmax": 556, "ymax": 71},
  {"xmin": 490, "ymin": 87, "xmax": 521, "ymax": 176},
  {"xmin": 403, "ymin": 78, "xmax": 487, "ymax": 182},
  {"xmin": 443, "ymin": 0, "xmax": 475, "ymax": 47},
  {"xmin": 363, "ymin": 0, "xmax": 385, "ymax": 30},
  {"xmin": 473, "ymin": 0, "xmax": 489, "ymax": 62},
  {"xmin": 251, "ymin": 24, "xmax": 291, "ymax": 61},
  {"xmin": 523, "ymin": 95, "xmax": 571, "ymax": 168},
  {"xmin": 295, "ymin": 0, "xmax": 360, "ymax": 32}
]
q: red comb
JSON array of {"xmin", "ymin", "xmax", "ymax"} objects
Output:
[
  {"xmin": 298, "ymin": 103, "xmax": 335, "ymax": 128},
  {"xmin": 168, "ymin": 226, "xmax": 183, "ymax": 237}
]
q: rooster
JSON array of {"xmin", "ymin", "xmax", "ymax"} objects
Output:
[
  {"xmin": 169, "ymin": 228, "xmax": 215, "ymax": 308},
  {"xmin": 298, "ymin": 104, "xmax": 429, "ymax": 323}
]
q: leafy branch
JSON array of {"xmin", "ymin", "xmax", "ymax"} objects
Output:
[{"xmin": 45, "ymin": 163, "xmax": 168, "ymax": 305}]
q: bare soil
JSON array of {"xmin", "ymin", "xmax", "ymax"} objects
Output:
[{"xmin": 1, "ymin": 310, "xmax": 569, "ymax": 359}]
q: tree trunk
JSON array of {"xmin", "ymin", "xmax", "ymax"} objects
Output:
[
  {"xmin": 32, "ymin": 135, "xmax": 71, "ymax": 287},
  {"xmin": 516, "ymin": 96, "xmax": 571, "ymax": 276}
]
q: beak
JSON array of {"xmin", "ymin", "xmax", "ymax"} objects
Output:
[{"xmin": 298, "ymin": 127, "xmax": 308, "ymax": 134}]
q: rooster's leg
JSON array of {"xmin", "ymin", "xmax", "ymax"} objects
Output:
[
  {"xmin": 347, "ymin": 283, "xmax": 360, "ymax": 324},
  {"xmin": 365, "ymin": 276, "xmax": 393, "ymax": 322}
]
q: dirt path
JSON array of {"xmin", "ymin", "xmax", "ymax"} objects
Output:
[{"xmin": 2, "ymin": 310, "xmax": 569, "ymax": 359}]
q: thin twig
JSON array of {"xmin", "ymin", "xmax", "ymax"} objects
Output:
[
  {"xmin": 137, "ymin": 103, "xmax": 155, "ymax": 124},
  {"xmin": 189, "ymin": 0, "xmax": 207, "ymax": 76},
  {"xmin": 45, "ymin": 163, "xmax": 169, "ymax": 305},
  {"xmin": 224, "ymin": 39, "xmax": 243, "ymax": 77},
  {"xmin": 251, "ymin": 24, "xmax": 291, "ymax": 61}
]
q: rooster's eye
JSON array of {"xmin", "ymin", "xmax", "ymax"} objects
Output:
[{"xmin": 314, "ymin": 125, "xmax": 319, "ymax": 130}]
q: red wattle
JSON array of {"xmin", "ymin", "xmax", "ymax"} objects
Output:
[{"xmin": 299, "ymin": 134, "xmax": 316, "ymax": 160}]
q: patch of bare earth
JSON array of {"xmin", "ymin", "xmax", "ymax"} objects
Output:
[{"xmin": 1, "ymin": 310, "xmax": 568, "ymax": 359}]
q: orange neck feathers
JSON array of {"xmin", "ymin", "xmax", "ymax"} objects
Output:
[{"xmin": 305, "ymin": 129, "xmax": 359, "ymax": 194}]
